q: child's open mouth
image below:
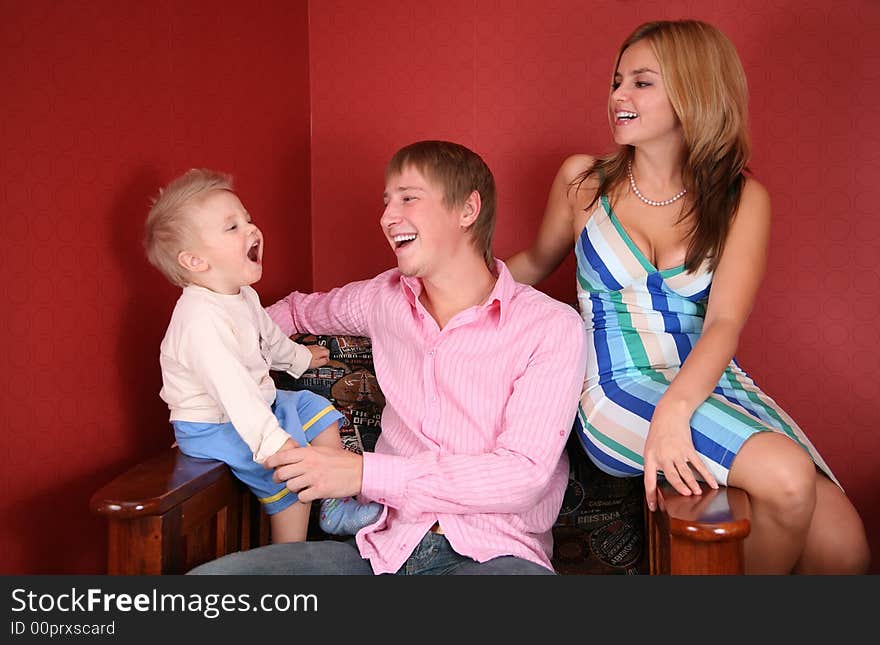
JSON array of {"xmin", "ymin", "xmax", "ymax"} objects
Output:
[{"xmin": 247, "ymin": 241, "xmax": 260, "ymax": 262}]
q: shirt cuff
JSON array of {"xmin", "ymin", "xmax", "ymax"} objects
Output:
[
  {"xmin": 361, "ymin": 451, "xmax": 408, "ymax": 508},
  {"xmin": 253, "ymin": 428, "xmax": 292, "ymax": 464},
  {"xmin": 284, "ymin": 342, "xmax": 313, "ymax": 379}
]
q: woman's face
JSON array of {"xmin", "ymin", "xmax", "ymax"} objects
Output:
[{"xmin": 608, "ymin": 39, "xmax": 681, "ymax": 148}]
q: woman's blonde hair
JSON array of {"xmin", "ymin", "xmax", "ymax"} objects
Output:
[
  {"xmin": 578, "ymin": 20, "xmax": 751, "ymax": 272},
  {"xmin": 144, "ymin": 168, "xmax": 233, "ymax": 287}
]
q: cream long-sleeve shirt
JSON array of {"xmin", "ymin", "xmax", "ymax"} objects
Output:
[{"xmin": 159, "ymin": 284, "xmax": 313, "ymax": 463}]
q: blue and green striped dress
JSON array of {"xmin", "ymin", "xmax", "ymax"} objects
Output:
[{"xmin": 574, "ymin": 195, "xmax": 837, "ymax": 487}]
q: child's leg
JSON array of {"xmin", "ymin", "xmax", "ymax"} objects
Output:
[
  {"xmin": 267, "ymin": 433, "xmax": 317, "ymax": 544},
  {"xmin": 309, "ymin": 420, "xmax": 342, "ymax": 449},
  {"xmin": 269, "ymin": 499, "xmax": 312, "ymax": 543},
  {"xmin": 310, "ymin": 421, "xmax": 383, "ymax": 536},
  {"xmin": 173, "ymin": 420, "xmax": 308, "ymax": 544},
  {"xmin": 274, "ymin": 390, "xmax": 384, "ymax": 536}
]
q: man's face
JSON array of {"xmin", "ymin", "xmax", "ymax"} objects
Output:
[{"xmin": 380, "ymin": 166, "xmax": 464, "ymax": 279}]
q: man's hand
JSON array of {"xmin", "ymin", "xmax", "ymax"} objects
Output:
[
  {"xmin": 306, "ymin": 345, "xmax": 330, "ymax": 369},
  {"xmin": 277, "ymin": 437, "xmax": 299, "ymax": 452},
  {"xmin": 266, "ymin": 444, "xmax": 363, "ymax": 503}
]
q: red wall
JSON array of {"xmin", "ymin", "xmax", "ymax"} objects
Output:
[
  {"xmin": 309, "ymin": 0, "xmax": 880, "ymax": 570},
  {"xmin": 2, "ymin": 0, "xmax": 877, "ymax": 574},
  {"xmin": 0, "ymin": 0, "xmax": 312, "ymax": 573}
]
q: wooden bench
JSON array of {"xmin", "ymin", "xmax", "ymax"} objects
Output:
[{"xmin": 90, "ymin": 446, "xmax": 750, "ymax": 575}]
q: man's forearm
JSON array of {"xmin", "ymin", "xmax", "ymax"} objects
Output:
[
  {"xmin": 265, "ymin": 293, "xmax": 297, "ymax": 336},
  {"xmin": 360, "ymin": 445, "xmax": 569, "ymax": 516}
]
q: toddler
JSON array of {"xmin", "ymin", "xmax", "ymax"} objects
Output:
[{"xmin": 144, "ymin": 168, "xmax": 382, "ymax": 542}]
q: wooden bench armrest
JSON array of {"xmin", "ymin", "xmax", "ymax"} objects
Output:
[
  {"xmin": 91, "ymin": 448, "xmax": 232, "ymax": 518},
  {"xmin": 90, "ymin": 447, "xmax": 267, "ymax": 574},
  {"xmin": 648, "ymin": 481, "xmax": 751, "ymax": 574}
]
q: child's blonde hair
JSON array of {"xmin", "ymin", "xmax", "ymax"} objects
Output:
[{"xmin": 144, "ymin": 168, "xmax": 233, "ymax": 286}]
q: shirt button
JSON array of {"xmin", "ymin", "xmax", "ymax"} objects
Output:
[
  {"xmin": 428, "ymin": 350, "xmax": 435, "ymax": 356},
  {"xmin": 419, "ymin": 314, "xmax": 424, "ymax": 319}
]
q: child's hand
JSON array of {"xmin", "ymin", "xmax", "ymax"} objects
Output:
[
  {"xmin": 307, "ymin": 344, "xmax": 330, "ymax": 369},
  {"xmin": 279, "ymin": 438, "xmax": 300, "ymax": 452}
]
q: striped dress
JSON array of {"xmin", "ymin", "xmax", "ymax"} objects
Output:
[{"xmin": 574, "ymin": 196, "xmax": 837, "ymax": 487}]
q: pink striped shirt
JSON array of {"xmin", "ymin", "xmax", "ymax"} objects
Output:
[{"xmin": 266, "ymin": 260, "xmax": 586, "ymax": 574}]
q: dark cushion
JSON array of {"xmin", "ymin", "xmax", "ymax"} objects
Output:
[
  {"xmin": 272, "ymin": 334, "xmax": 647, "ymax": 574},
  {"xmin": 553, "ymin": 436, "xmax": 646, "ymax": 574},
  {"xmin": 271, "ymin": 334, "xmax": 383, "ymax": 456}
]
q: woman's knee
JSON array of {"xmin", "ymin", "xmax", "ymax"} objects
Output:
[{"xmin": 729, "ymin": 433, "xmax": 817, "ymax": 515}]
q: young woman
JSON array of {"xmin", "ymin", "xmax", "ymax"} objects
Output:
[{"xmin": 508, "ymin": 20, "xmax": 869, "ymax": 574}]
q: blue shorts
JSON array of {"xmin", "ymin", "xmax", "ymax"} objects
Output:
[{"xmin": 172, "ymin": 390, "xmax": 345, "ymax": 515}]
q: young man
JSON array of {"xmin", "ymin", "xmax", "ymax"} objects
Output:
[{"xmin": 189, "ymin": 141, "xmax": 587, "ymax": 575}]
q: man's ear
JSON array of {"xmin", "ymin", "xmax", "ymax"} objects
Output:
[
  {"xmin": 459, "ymin": 190, "xmax": 482, "ymax": 229},
  {"xmin": 178, "ymin": 250, "xmax": 208, "ymax": 273}
]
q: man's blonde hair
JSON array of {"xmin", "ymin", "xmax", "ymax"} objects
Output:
[{"xmin": 144, "ymin": 168, "xmax": 233, "ymax": 287}]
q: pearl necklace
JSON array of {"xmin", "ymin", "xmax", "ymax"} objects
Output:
[{"xmin": 627, "ymin": 160, "xmax": 687, "ymax": 207}]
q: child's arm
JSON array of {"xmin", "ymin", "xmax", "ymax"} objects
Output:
[{"xmin": 247, "ymin": 287, "xmax": 329, "ymax": 378}]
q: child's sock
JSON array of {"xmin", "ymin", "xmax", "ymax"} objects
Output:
[{"xmin": 319, "ymin": 497, "xmax": 383, "ymax": 536}]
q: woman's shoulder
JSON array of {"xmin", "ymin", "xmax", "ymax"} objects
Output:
[
  {"xmin": 555, "ymin": 154, "xmax": 603, "ymax": 207},
  {"xmin": 557, "ymin": 153, "xmax": 599, "ymax": 184},
  {"xmin": 741, "ymin": 175, "xmax": 769, "ymax": 202},
  {"xmin": 736, "ymin": 175, "xmax": 771, "ymax": 222}
]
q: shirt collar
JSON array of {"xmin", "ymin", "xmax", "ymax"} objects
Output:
[
  {"xmin": 485, "ymin": 259, "xmax": 515, "ymax": 326},
  {"xmin": 398, "ymin": 258, "xmax": 515, "ymax": 327},
  {"xmin": 399, "ymin": 273, "xmax": 421, "ymax": 308}
]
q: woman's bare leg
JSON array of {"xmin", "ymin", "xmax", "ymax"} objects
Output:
[
  {"xmin": 727, "ymin": 432, "xmax": 818, "ymax": 574},
  {"xmin": 792, "ymin": 474, "xmax": 870, "ymax": 574}
]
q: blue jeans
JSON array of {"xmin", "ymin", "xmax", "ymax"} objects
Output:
[{"xmin": 187, "ymin": 532, "xmax": 554, "ymax": 575}]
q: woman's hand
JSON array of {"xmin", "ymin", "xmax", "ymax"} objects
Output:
[{"xmin": 643, "ymin": 403, "xmax": 718, "ymax": 512}]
